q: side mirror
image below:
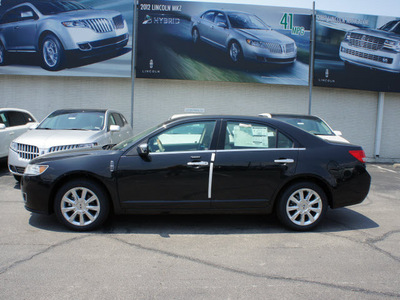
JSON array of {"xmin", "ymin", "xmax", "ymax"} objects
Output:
[
  {"xmin": 333, "ymin": 130, "xmax": 343, "ymax": 136},
  {"xmin": 137, "ymin": 143, "xmax": 151, "ymax": 160},
  {"xmin": 29, "ymin": 123, "xmax": 38, "ymax": 130},
  {"xmin": 109, "ymin": 124, "xmax": 120, "ymax": 132},
  {"xmin": 0, "ymin": 124, "xmax": 5, "ymax": 130},
  {"xmin": 217, "ymin": 22, "xmax": 228, "ymax": 28}
]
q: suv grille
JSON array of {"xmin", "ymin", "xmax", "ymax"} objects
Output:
[
  {"xmin": 347, "ymin": 33, "xmax": 386, "ymax": 51},
  {"xmin": 341, "ymin": 47, "xmax": 393, "ymax": 64},
  {"xmin": 13, "ymin": 143, "xmax": 39, "ymax": 160},
  {"xmin": 49, "ymin": 145, "xmax": 82, "ymax": 153},
  {"xmin": 83, "ymin": 18, "xmax": 114, "ymax": 33}
]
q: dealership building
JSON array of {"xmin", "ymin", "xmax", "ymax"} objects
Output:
[{"xmin": 0, "ymin": 0, "xmax": 399, "ymax": 162}]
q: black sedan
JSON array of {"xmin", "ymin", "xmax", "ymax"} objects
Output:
[{"xmin": 21, "ymin": 115, "xmax": 371, "ymax": 231}]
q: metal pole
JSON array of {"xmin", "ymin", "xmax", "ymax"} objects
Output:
[
  {"xmin": 374, "ymin": 92, "xmax": 385, "ymax": 158},
  {"xmin": 308, "ymin": 1, "xmax": 316, "ymax": 115},
  {"xmin": 130, "ymin": 0, "xmax": 138, "ymax": 128}
]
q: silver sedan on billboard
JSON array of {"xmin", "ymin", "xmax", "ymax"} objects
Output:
[
  {"xmin": 0, "ymin": 0, "xmax": 129, "ymax": 71},
  {"xmin": 191, "ymin": 10, "xmax": 297, "ymax": 64}
]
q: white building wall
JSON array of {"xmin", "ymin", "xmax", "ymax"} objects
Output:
[{"xmin": 1, "ymin": 75, "xmax": 399, "ymax": 160}]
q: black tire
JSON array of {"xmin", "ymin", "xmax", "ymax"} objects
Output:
[
  {"xmin": 54, "ymin": 179, "xmax": 110, "ymax": 231},
  {"xmin": 276, "ymin": 182, "xmax": 327, "ymax": 231},
  {"xmin": 192, "ymin": 27, "xmax": 200, "ymax": 44},
  {"xmin": 0, "ymin": 42, "xmax": 8, "ymax": 66},
  {"xmin": 41, "ymin": 34, "xmax": 65, "ymax": 71},
  {"xmin": 13, "ymin": 175, "xmax": 21, "ymax": 183},
  {"xmin": 228, "ymin": 41, "xmax": 243, "ymax": 63}
]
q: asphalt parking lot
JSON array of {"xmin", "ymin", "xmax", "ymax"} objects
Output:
[{"xmin": 0, "ymin": 160, "xmax": 399, "ymax": 299}]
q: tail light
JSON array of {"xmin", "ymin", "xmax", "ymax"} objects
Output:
[{"xmin": 349, "ymin": 150, "xmax": 366, "ymax": 162}]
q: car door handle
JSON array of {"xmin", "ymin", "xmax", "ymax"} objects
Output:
[
  {"xmin": 187, "ymin": 161, "xmax": 209, "ymax": 166},
  {"xmin": 274, "ymin": 158, "xmax": 294, "ymax": 164}
]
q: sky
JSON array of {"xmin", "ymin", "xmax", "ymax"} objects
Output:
[{"xmin": 176, "ymin": 0, "xmax": 400, "ymax": 16}]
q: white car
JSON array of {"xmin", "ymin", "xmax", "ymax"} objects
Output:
[
  {"xmin": 259, "ymin": 113, "xmax": 350, "ymax": 143},
  {"xmin": 0, "ymin": 108, "xmax": 38, "ymax": 159},
  {"xmin": 8, "ymin": 109, "xmax": 132, "ymax": 180}
]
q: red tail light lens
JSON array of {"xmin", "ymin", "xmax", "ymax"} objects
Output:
[{"xmin": 349, "ymin": 150, "xmax": 366, "ymax": 162}]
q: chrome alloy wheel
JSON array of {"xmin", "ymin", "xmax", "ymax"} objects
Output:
[
  {"xmin": 286, "ymin": 188, "xmax": 323, "ymax": 226},
  {"xmin": 229, "ymin": 42, "xmax": 241, "ymax": 62},
  {"xmin": 43, "ymin": 39, "xmax": 59, "ymax": 68},
  {"xmin": 60, "ymin": 187, "xmax": 101, "ymax": 227}
]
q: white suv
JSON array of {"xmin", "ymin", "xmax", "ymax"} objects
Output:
[{"xmin": 8, "ymin": 109, "xmax": 132, "ymax": 180}]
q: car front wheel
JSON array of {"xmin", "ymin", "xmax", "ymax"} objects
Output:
[
  {"xmin": 54, "ymin": 179, "xmax": 110, "ymax": 231},
  {"xmin": 41, "ymin": 34, "xmax": 65, "ymax": 71},
  {"xmin": 276, "ymin": 182, "xmax": 327, "ymax": 231},
  {"xmin": 228, "ymin": 41, "xmax": 243, "ymax": 63},
  {"xmin": 192, "ymin": 28, "xmax": 200, "ymax": 44}
]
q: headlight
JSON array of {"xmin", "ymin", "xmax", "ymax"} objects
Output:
[
  {"xmin": 24, "ymin": 164, "xmax": 49, "ymax": 176},
  {"xmin": 384, "ymin": 39, "xmax": 400, "ymax": 52},
  {"xmin": 10, "ymin": 142, "xmax": 18, "ymax": 151},
  {"xmin": 344, "ymin": 32, "xmax": 351, "ymax": 41},
  {"xmin": 246, "ymin": 39, "xmax": 265, "ymax": 48},
  {"xmin": 62, "ymin": 20, "xmax": 88, "ymax": 28},
  {"xmin": 76, "ymin": 142, "xmax": 98, "ymax": 149}
]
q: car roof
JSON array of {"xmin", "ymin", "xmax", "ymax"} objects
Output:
[
  {"xmin": 0, "ymin": 108, "xmax": 35, "ymax": 114},
  {"xmin": 260, "ymin": 113, "xmax": 323, "ymax": 121}
]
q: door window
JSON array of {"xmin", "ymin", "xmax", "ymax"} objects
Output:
[
  {"xmin": 225, "ymin": 121, "xmax": 293, "ymax": 149},
  {"xmin": 149, "ymin": 121, "xmax": 216, "ymax": 153}
]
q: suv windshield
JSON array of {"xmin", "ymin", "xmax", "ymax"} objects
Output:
[
  {"xmin": 34, "ymin": 1, "xmax": 87, "ymax": 15},
  {"xmin": 227, "ymin": 13, "xmax": 270, "ymax": 30},
  {"xmin": 275, "ymin": 116, "xmax": 334, "ymax": 136},
  {"xmin": 38, "ymin": 111, "xmax": 105, "ymax": 130},
  {"xmin": 379, "ymin": 21, "xmax": 400, "ymax": 34}
]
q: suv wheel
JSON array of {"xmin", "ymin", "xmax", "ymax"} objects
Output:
[{"xmin": 41, "ymin": 34, "xmax": 65, "ymax": 71}]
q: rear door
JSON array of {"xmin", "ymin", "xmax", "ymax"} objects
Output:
[{"xmin": 211, "ymin": 120, "xmax": 299, "ymax": 209}]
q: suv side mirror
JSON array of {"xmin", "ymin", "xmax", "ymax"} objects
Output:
[
  {"xmin": 109, "ymin": 125, "xmax": 120, "ymax": 132},
  {"xmin": 0, "ymin": 124, "xmax": 5, "ymax": 130},
  {"xmin": 29, "ymin": 123, "xmax": 38, "ymax": 130},
  {"xmin": 333, "ymin": 130, "xmax": 343, "ymax": 136}
]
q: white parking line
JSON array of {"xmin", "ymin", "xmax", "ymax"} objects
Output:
[{"xmin": 375, "ymin": 165, "xmax": 398, "ymax": 173}]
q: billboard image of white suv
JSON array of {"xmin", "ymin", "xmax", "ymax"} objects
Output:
[
  {"xmin": 0, "ymin": 0, "xmax": 130, "ymax": 71},
  {"xmin": 339, "ymin": 20, "xmax": 400, "ymax": 73}
]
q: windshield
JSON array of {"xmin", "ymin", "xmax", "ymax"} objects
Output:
[
  {"xmin": 113, "ymin": 124, "xmax": 161, "ymax": 150},
  {"xmin": 38, "ymin": 111, "xmax": 105, "ymax": 130},
  {"xmin": 228, "ymin": 13, "xmax": 270, "ymax": 30},
  {"xmin": 379, "ymin": 20, "xmax": 400, "ymax": 34},
  {"xmin": 34, "ymin": 1, "xmax": 88, "ymax": 15},
  {"xmin": 275, "ymin": 116, "xmax": 334, "ymax": 136}
]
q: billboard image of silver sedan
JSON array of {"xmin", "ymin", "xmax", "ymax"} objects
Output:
[
  {"xmin": 191, "ymin": 10, "xmax": 297, "ymax": 64},
  {"xmin": 136, "ymin": 0, "xmax": 311, "ymax": 86},
  {"xmin": 0, "ymin": 0, "xmax": 133, "ymax": 77}
]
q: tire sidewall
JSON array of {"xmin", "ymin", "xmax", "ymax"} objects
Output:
[
  {"xmin": 228, "ymin": 41, "xmax": 243, "ymax": 63},
  {"xmin": 276, "ymin": 182, "xmax": 327, "ymax": 231},
  {"xmin": 0, "ymin": 42, "xmax": 7, "ymax": 66},
  {"xmin": 54, "ymin": 179, "xmax": 110, "ymax": 231}
]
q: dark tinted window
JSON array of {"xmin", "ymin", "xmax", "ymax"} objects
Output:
[
  {"xmin": 0, "ymin": 112, "xmax": 10, "ymax": 127},
  {"xmin": 202, "ymin": 11, "xmax": 215, "ymax": 22},
  {"xmin": 111, "ymin": 113, "xmax": 124, "ymax": 127},
  {"xmin": 8, "ymin": 111, "xmax": 28, "ymax": 126}
]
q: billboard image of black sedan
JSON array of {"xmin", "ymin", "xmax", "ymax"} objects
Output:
[
  {"xmin": 136, "ymin": 0, "xmax": 311, "ymax": 86},
  {"xmin": 314, "ymin": 10, "xmax": 400, "ymax": 93},
  {"xmin": 0, "ymin": 0, "xmax": 133, "ymax": 77}
]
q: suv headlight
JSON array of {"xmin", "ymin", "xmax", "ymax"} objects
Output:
[
  {"xmin": 76, "ymin": 142, "xmax": 98, "ymax": 149},
  {"xmin": 384, "ymin": 40, "xmax": 400, "ymax": 52},
  {"xmin": 10, "ymin": 142, "xmax": 18, "ymax": 152},
  {"xmin": 25, "ymin": 164, "xmax": 49, "ymax": 176}
]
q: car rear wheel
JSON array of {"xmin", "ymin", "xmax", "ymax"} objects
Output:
[
  {"xmin": 0, "ymin": 42, "xmax": 8, "ymax": 66},
  {"xmin": 41, "ymin": 34, "xmax": 65, "ymax": 71},
  {"xmin": 228, "ymin": 41, "xmax": 243, "ymax": 63},
  {"xmin": 276, "ymin": 182, "xmax": 327, "ymax": 231},
  {"xmin": 54, "ymin": 179, "xmax": 110, "ymax": 231}
]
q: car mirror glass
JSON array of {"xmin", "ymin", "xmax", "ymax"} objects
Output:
[
  {"xmin": 137, "ymin": 143, "xmax": 150, "ymax": 160},
  {"xmin": 217, "ymin": 22, "xmax": 227, "ymax": 28},
  {"xmin": 29, "ymin": 123, "xmax": 38, "ymax": 130}
]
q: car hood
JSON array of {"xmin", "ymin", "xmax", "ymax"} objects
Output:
[
  {"xmin": 54, "ymin": 9, "xmax": 121, "ymax": 19},
  {"xmin": 13, "ymin": 129, "xmax": 105, "ymax": 148},
  {"xmin": 348, "ymin": 28, "xmax": 400, "ymax": 40},
  {"xmin": 236, "ymin": 29, "xmax": 295, "ymax": 43}
]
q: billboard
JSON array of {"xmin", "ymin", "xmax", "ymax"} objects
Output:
[
  {"xmin": 0, "ymin": 0, "xmax": 133, "ymax": 77},
  {"xmin": 314, "ymin": 10, "xmax": 400, "ymax": 93},
  {"xmin": 136, "ymin": 0, "xmax": 311, "ymax": 86}
]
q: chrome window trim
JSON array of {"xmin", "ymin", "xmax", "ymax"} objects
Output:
[
  {"xmin": 150, "ymin": 150, "xmax": 216, "ymax": 156},
  {"xmin": 216, "ymin": 148, "xmax": 305, "ymax": 153}
]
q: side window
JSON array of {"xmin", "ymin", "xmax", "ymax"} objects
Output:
[
  {"xmin": 119, "ymin": 114, "xmax": 128, "ymax": 125},
  {"xmin": 1, "ymin": 9, "xmax": 20, "ymax": 24},
  {"xmin": 0, "ymin": 112, "xmax": 10, "ymax": 127},
  {"xmin": 22, "ymin": 112, "xmax": 35, "ymax": 123},
  {"xmin": 111, "ymin": 113, "xmax": 124, "ymax": 127},
  {"xmin": 202, "ymin": 11, "xmax": 215, "ymax": 22},
  {"xmin": 148, "ymin": 121, "xmax": 216, "ymax": 153},
  {"xmin": 8, "ymin": 111, "xmax": 27, "ymax": 127},
  {"xmin": 224, "ymin": 122, "xmax": 294, "ymax": 149},
  {"xmin": 215, "ymin": 13, "xmax": 227, "ymax": 26},
  {"xmin": 108, "ymin": 114, "xmax": 116, "ymax": 126}
]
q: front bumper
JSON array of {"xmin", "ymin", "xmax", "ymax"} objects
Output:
[
  {"xmin": 22, "ymin": 175, "xmax": 53, "ymax": 215},
  {"xmin": 242, "ymin": 42, "xmax": 297, "ymax": 63},
  {"xmin": 340, "ymin": 42, "xmax": 400, "ymax": 73}
]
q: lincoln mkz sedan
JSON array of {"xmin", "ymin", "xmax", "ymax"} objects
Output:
[
  {"xmin": 0, "ymin": 0, "xmax": 129, "ymax": 70},
  {"xmin": 191, "ymin": 10, "xmax": 297, "ymax": 63},
  {"xmin": 22, "ymin": 115, "xmax": 370, "ymax": 231}
]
